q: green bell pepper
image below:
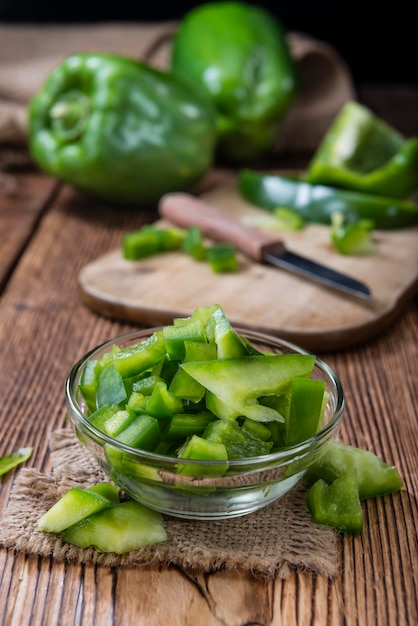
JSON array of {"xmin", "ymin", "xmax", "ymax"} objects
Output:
[
  {"xmin": 28, "ymin": 53, "xmax": 217, "ymax": 205},
  {"xmin": 171, "ymin": 1, "xmax": 297, "ymax": 163},
  {"xmin": 239, "ymin": 169, "xmax": 418, "ymax": 229},
  {"xmin": 306, "ymin": 100, "xmax": 418, "ymax": 198}
]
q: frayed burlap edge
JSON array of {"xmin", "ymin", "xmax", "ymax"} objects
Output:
[{"xmin": 0, "ymin": 429, "xmax": 340, "ymax": 580}]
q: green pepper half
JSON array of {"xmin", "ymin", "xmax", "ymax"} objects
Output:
[
  {"xmin": 238, "ymin": 169, "xmax": 418, "ymax": 229},
  {"xmin": 171, "ymin": 1, "xmax": 297, "ymax": 163},
  {"xmin": 306, "ymin": 100, "xmax": 418, "ymax": 198},
  {"xmin": 28, "ymin": 53, "xmax": 217, "ymax": 205}
]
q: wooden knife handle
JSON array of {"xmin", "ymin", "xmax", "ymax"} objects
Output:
[{"xmin": 158, "ymin": 192, "xmax": 285, "ymax": 262}]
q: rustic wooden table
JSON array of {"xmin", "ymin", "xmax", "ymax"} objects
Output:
[{"xmin": 0, "ymin": 85, "xmax": 417, "ymax": 626}]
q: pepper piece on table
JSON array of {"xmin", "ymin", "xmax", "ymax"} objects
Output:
[
  {"xmin": 305, "ymin": 100, "xmax": 418, "ymax": 198},
  {"xmin": 207, "ymin": 244, "xmax": 239, "ymax": 273},
  {"xmin": 306, "ymin": 475, "xmax": 364, "ymax": 533},
  {"xmin": 171, "ymin": 1, "xmax": 297, "ymax": 163},
  {"xmin": 28, "ymin": 53, "xmax": 217, "ymax": 205},
  {"xmin": 238, "ymin": 169, "xmax": 418, "ymax": 229},
  {"xmin": 304, "ymin": 441, "xmax": 404, "ymax": 499},
  {"xmin": 330, "ymin": 212, "xmax": 376, "ymax": 255},
  {"xmin": 123, "ymin": 226, "xmax": 186, "ymax": 260},
  {"xmin": 304, "ymin": 441, "xmax": 403, "ymax": 533},
  {"xmin": 0, "ymin": 447, "xmax": 33, "ymax": 477}
]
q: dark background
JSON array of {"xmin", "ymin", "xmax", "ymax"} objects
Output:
[{"xmin": 0, "ymin": 1, "xmax": 416, "ymax": 86}]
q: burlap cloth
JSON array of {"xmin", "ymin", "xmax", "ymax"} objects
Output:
[
  {"xmin": 0, "ymin": 428, "xmax": 340, "ymax": 579},
  {"xmin": 0, "ymin": 21, "xmax": 355, "ymax": 154}
]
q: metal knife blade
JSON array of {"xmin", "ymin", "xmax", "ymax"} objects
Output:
[{"xmin": 158, "ymin": 192, "xmax": 372, "ymax": 299}]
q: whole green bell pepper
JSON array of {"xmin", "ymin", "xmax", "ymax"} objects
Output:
[
  {"xmin": 239, "ymin": 169, "xmax": 418, "ymax": 229},
  {"xmin": 28, "ymin": 53, "xmax": 217, "ymax": 205},
  {"xmin": 306, "ymin": 101, "xmax": 418, "ymax": 198},
  {"xmin": 170, "ymin": 1, "xmax": 297, "ymax": 163}
]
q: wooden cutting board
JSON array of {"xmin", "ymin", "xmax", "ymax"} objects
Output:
[{"xmin": 78, "ymin": 181, "xmax": 418, "ymax": 352}]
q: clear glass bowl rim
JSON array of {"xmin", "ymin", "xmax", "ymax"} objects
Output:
[{"xmin": 66, "ymin": 326, "xmax": 345, "ymax": 470}]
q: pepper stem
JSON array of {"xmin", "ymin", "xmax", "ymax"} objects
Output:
[{"xmin": 49, "ymin": 89, "xmax": 90, "ymax": 141}]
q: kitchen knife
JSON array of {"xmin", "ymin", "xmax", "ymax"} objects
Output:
[{"xmin": 158, "ymin": 192, "xmax": 372, "ymax": 299}]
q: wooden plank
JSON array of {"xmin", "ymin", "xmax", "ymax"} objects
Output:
[{"xmin": 0, "ymin": 172, "xmax": 58, "ymax": 288}]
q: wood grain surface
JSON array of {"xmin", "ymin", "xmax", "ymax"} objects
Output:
[{"xmin": 1, "ymin": 87, "xmax": 418, "ymax": 626}]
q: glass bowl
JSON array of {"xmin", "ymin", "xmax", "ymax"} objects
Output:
[{"xmin": 66, "ymin": 328, "xmax": 344, "ymax": 520}]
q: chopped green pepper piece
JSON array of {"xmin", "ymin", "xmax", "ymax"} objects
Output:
[
  {"xmin": 126, "ymin": 391, "xmax": 148, "ymax": 413},
  {"xmin": 306, "ymin": 100, "xmax": 418, "ymax": 198},
  {"xmin": 114, "ymin": 414, "xmax": 161, "ymax": 451},
  {"xmin": 184, "ymin": 340, "xmax": 217, "ymax": 363},
  {"xmin": 169, "ymin": 367, "xmax": 206, "ymax": 402},
  {"xmin": 331, "ymin": 212, "xmax": 376, "ymax": 255},
  {"xmin": 37, "ymin": 486, "xmax": 113, "ymax": 533},
  {"xmin": 306, "ymin": 475, "xmax": 364, "ymax": 533},
  {"xmin": 207, "ymin": 244, "xmax": 239, "ymax": 273},
  {"xmin": 123, "ymin": 226, "xmax": 186, "ymax": 260},
  {"xmin": 178, "ymin": 435, "xmax": 229, "ymax": 477},
  {"xmin": 62, "ymin": 500, "xmax": 167, "ymax": 553},
  {"xmin": 181, "ymin": 354, "xmax": 315, "ymax": 422},
  {"xmin": 0, "ymin": 447, "xmax": 32, "ymax": 477},
  {"xmin": 304, "ymin": 441, "xmax": 404, "ymax": 499},
  {"xmin": 239, "ymin": 169, "xmax": 418, "ymax": 229},
  {"xmin": 206, "ymin": 390, "xmax": 241, "ymax": 420},
  {"xmin": 162, "ymin": 319, "xmax": 207, "ymax": 361},
  {"xmin": 205, "ymin": 305, "xmax": 249, "ymax": 358},
  {"xmin": 87, "ymin": 482, "xmax": 120, "ymax": 504},
  {"xmin": 103, "ymin": 409, "xmax": 137, "ymax": 437},
  {"xmin": 96, "ymin": 364, "xmax": 127, "ymax": 409},
  {"xmin": 285, "ymin": 378, "xmax": 326, "ymax": 446},
  {"xmin": 242, "ymin": 207, "xmax": 305, "ymax": 232},
  {"xmin": 272, "ymin": 207, "xmax": 305, "ymax": 230},
  {"xmin": 146, "ymin": 381, "xmax": 184, "ymax": 419},
  {"xmin": 165, "ymin": 411, "xmax": 217, "ymax": 440},
  {"xmin": 103, "ymin": 331, "xmax": 166, "ymax": 379},
  {"xmin": 203, "ymin": 418, "xmax": 273, "ymax": 459},
  {"xmin": 78, "ymin": 359, "xmax": 99, "ymax": 412},
  {"xmin": 174, "ymin": 304, "xmax": 221, "ymax": 327},
  {"xmin": 132, "ymin": 375, "xmax": 164, "ymax": 396},
  {"xmin": 88, "ymin": 404, "xmax": 121, "ymax": 431},
  {"xmin": 182, "ymin": 226, "xmax": 207, "ymax": 260}
]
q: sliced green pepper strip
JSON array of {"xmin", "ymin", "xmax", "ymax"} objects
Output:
[
  {"xmin": 304, "ymin": 441, "xmax": 403, "ymax": 499},
  {"xmin": 0, "ymin": 447, "xmax": 33, "ymax": 477},
  {"xmin": 238, "ymin": 169, "xmax": 418, "ymax": 230},
  {"xmin": 305, "ymin": 100, "xmax": 418, "ymax": 198},
  {"xmin": 182, "ymin": 226, "xmax": 207, "ymax": 260}
]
